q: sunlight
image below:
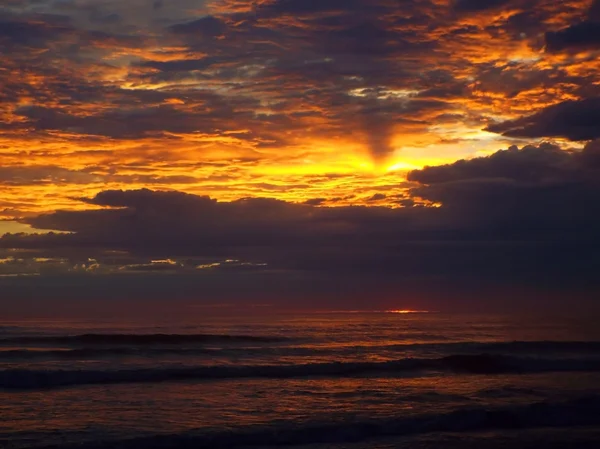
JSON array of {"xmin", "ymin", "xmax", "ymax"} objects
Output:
[
  {"xmin": 385, "ymin": 161, "xmax": 421, "ymax": 172},
  {"xmin": 386, "ymin": 310, "xmax": 431, "ymax": 314}
]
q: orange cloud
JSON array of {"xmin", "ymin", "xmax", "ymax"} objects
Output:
[{"xmin": 0, "ymin": 0, "xmax": 598, "ymax": 225}]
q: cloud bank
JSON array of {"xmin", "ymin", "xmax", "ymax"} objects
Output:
[{"xmin": 2, "ymin": 144, "xmax": 599, "ymax": 297}]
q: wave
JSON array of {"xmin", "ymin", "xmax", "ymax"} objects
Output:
[
  {"xmin": 29, "ymin": 395, "xmax": 600, "ymax": 449},
  {"xmin": 0, "ymin": 347, "xmax": 221, "ymax": 360},
  {"xmin": 473, "ymin": 386, "xmax": 545, "ymax": 399},
  {"xmin": 2, "ymin": 340, "xmax": 599, "ymax": 363},
  {"xmin": 476, "ymin": 340, "xmax": 600, "ymax": 353},
  {"xmin": 0, "ymin": 333, "xmax": 288, "ymax": 346},
  {"xmin": 0, "ymin": 325, "xmax": 23, "ymax": 332},
  {"xmin": 381, "ymin": 340, "xmax": 600, "ymax": 353},
  {"xmin": 3, "ymin": 354, "xmax": 600, "ymax": 390}
]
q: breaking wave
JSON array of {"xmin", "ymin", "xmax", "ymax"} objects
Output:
[
  {"xmin": 0, "ymin": 347, "xmax": 221, "ymax": 360},
  {"xmin": 379, "ymin": 340, "xmax": 600, "ymax": 353},
  {"xmin": 26, "ymin": 395, "xmax": 600, "ymax": 449},
  {"xmin": 476, "ymin": 340, "xmax": 600, "ymax": 353},
  {"xmin": 3, "ymin": 354, "xmax": 600, "ymax": 390},
  {"xmin": 0, "ymin": 333, "xmax": 288, "ymax": 346}
]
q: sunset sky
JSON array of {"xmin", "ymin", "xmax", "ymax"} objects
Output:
[{"xmin": 1, "ymin": 0, "xmax": 599, "ymax": 310}]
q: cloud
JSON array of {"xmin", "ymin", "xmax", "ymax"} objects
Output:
[
  {"xmin": 545, "ymin": 0, "xmax": 600, "ymax": 52},
  {"xmin": 170, "ymin": 15, "xmax": 227, "ymax": 37},
  {"xmin": 408, "ymin": 143, "xmax": 581, "ymax": 184},
  {"xmin": 161, "ymin": 0, "xmax": 446, "ymax": 161},
  {"xmin": 408, "ymin": 142, "xmax": 600, "ymax": 242},
  {"xmin": 487, "ymin": 98, "xmax": 600, "ymax": 141},
  {"xmin": 0, "ymin": 19, "xmax": 69, "ymax": 47},
  {"xmin": 546, "ymin": 21, "xmax": 600, "ymax": 52},
  {"xmin": 1, "ymin": 0, "xmax": 600, "ymax": 239},
  {"xmin": 0, "ymin": 165, "xmax": 198, "ymax": 186},
  {"xmin": 1, "ymin": 143, "xmax": 599, "ymax": 293},
  {"xmin": 591, "ymin": 0, "xmax": 600, "ymax": 20},
  {"xmin": 452, "ymin": 0, "xmax": 513, "ymax": 13}
]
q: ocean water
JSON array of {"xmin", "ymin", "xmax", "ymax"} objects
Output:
[{"xmin": 2, "ymin": 312, "xmax": 600, "ymax": 449}]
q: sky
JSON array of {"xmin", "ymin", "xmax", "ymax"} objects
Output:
[{"xmin": 1, "ymin": 0, "xmax": 599, "ymax": 312}]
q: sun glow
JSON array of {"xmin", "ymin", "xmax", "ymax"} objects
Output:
[
  {"xmin": 386, "ymin": 161, "xmax": 421, "ymax": 172},
  {"xmin": 386, "ymin": 310, "xmax": 432, "ymax": 314}
]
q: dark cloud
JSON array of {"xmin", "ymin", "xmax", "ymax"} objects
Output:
[
  {"xmin": 591, "ymin": 0, "xmax": 600, "ymax": 20},
  {"xmin": 140, "ymin": 58, "xmax": 219, "ymax": 72},
  {"xmin": 487, "ymin": 98, "xmax": 600, "ymax": 141},
  {"xmin": 84, "ymin": 188, "xmax": 215, "ymax": 209},
  {"xmin": 257, "ymin": 0, "xmax": 364, "ymax": 15},
  {"xmin": 409, "ymin": 142, "xmax": 600, "ymax": 240},
  {"xmin": 4, "ymin": 0, "xmax": 592, "ymax": 165},
  {"xmin": 158, "ymin": 0, "xmax": 444, "ymax": 160},
  {"xmin": 14, "ymin": 93, "xmax": 263, "ymax": 139},
  {"xmin": 89, "ymin": 12, "xmax": 122, "ymax": 25},
  {"xmin": 408, "ymin": 143, "xmax": 582, "ymax": 184},
  {"xmin": 170, "ymin": 15, "xmax": 227, "ymax": 37},
  {"xmin": 545, "ymin": 0, "xmax": 600, "ymax": 52},
  {"xmin": 546, "ymin": 21, "xmax": 600, "ymax": 52},
  {"xmin": 0, "ymin": 16, "xmax": 138, "ymax": 50},
  {"xmin": 0, "ymin": 19, "xmax": 67, "ymax": 46},
  {"xmin": 303, "ymin": 198, "xmax": 327, "ymax": 206},
  {"xmin": 368, "ymin": 193, "xmax": 387, "ymax": 202},
  {"xmin": 453, "ymin": 0, "xmax": 513, "ymax": 13},
  {"xmin": 3, "ymin": 144, "xmax": 600, "ymax": 291}
]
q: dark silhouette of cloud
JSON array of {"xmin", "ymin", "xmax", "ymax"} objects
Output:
[
  {"xmin": 453, "ymin": 0, "xmax": 513, "ymax": 13},
  {"xmin": 408, "ymin": 143, "xmax": 586, "ymax": 184},
  {"xmin": 487, "ymin": 98, "xmax": 600, "ymax": 141},
  {"xmin": 545, "ymin": 0, "xmax": 600, "ymax": 52},
  {"xmin": 546, "ymin": 21, "xmax": 600, "ymax": 52},
  {"xmin": 591, "ymin": 0, "xmax": 600, "ymax": 20},
  {"xmin": 3, "ymin": 144, "xmax": 599, "ymax": 292},
  {"xmin": 409, "ymin": 142, "xmax": 600, "ymax": 241},
  {"xmin": 170, "ymin": 16, "xmax": 227, "ymax": 37}
]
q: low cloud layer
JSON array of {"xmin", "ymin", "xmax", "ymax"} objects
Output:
[{"xmin": 3, "ymin": 144, "xmax": 599, "ymax": 297}]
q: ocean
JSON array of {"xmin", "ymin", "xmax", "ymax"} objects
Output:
[{"xmin": 2, "ymin": 311, "xmax": 600, "ymax": 449}]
